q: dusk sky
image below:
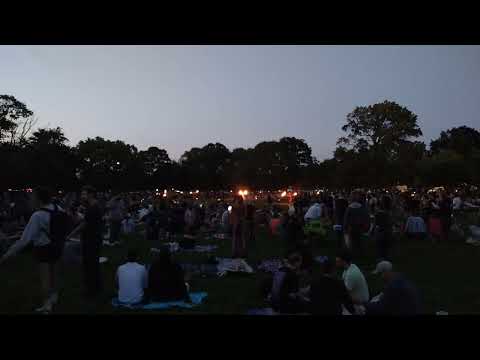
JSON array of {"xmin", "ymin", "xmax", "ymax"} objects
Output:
[{"xmin": 1, "ymin": 45, "xmax": 479, "ymax": 161}]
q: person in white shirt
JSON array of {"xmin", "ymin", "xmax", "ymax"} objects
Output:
[
  {"xmin": 304, "ymin": 201, "xmax": 323, "ymax": 223},
  {"xmin": 336, "ymin": 250, "xmax": 369, "ymax": 313},
  {"xmin": 116, "ymin": 249, "xmax": 148, "ymax": 305},
  {"xmin": 404, "ymin": 211, "xmax": 427, "ymax": 240},
  {"xmin": 0, "ymin": 187, "xmax": 66, "ymax": 313},
  {"xmin": 452, "ymin": 195, "xmax": 463, "ymax": 210}
]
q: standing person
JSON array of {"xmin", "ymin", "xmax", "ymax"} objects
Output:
[
  {"xmin": 0, "ymin": 187, "xmax": 69, "ymax": 313},
  {"xmin": 333, "ymin": 194, "xmax": 348, "ymax": 250},
  {"xmin": 304, "ymin": 200, "xmax": 323, "ymax": 223},
  {"xmin": 373, "ymin": 195, "xmax": 393, "ymax": 261},
  {"xmin": 438, "ymin": 191, "xmax": 452, "ymax": 241},
  {"xmin": 107, "ymin": 195, "xmax": 125, "ymax": 246},
  {"xmin": 343, "ymin": 191, "xmax": 370, "ymax": 257},
  {"xmin": 336, "ymin": 250, "xmax": 370, "ymax": 314},
  {"xmin": 366, "ymin": 261, "xmax": 421, "ymax": 315},
  {"xmin": 230, "ymin": 195, "xmax": 245, "ymax": 258},
  {"xmin": 68, "ymin": 186, "xmax": 104, "ymax": 298},
  {"xmin": 242, "ymin": 201, "xmax": 256, "ymax": 258}
]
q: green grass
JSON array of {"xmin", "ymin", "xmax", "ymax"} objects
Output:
[{"xmin": 1, "ymin": 224, "xmax": 479, "ymax": 314}]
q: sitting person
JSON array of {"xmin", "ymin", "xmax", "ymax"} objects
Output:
[
  {"xmin": 147, "ymin": 247, "xmax": 190, "ymax": 302},
  {"xmin": 336, "ymin": 250, "xmax": 370, "ymax": 314},
  {"xmin": 366, "ymin": 261, "xmax": 421, "ymax": 315},
  {"xmin": 404, "ymin": 212, "xmax": 427, "ymax": 240},
  {"xmin": 310, "ymin": 257, "xmax": 355, "ymax": 315},
  {"xmin": 269, "ymin": 252, "xmax": 309, "ymax": 314},
  {"xmin": 116, "ymin": 249, "xmax": 148, "ymax": 305}
]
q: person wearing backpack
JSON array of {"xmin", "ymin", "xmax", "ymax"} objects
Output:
[{"xmin": 0, "ymin": 187, "xmax": 69, "ymax": 313}]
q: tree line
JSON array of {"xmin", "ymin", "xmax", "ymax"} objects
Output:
[{"xmin": 1, "ymin": 95, "xmax": 479, "ymax": 192}]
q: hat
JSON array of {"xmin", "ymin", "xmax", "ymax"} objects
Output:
[{"xmin": 372, "ymin": 261, "xmax": 393, "ymax": 275}]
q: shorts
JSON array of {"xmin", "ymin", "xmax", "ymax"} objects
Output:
[{"xmin": 34, "ymin": 244, "xmax": 63, "ymax": 264}]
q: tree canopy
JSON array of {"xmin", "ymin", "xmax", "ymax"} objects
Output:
[{"xmin": 0, "ymin": 95, "xmax": 478, "ymax": 191}]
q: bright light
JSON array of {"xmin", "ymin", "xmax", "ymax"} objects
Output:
[
  {"xmin": 116, "ymin": 162, "xmax": 120, "ymax": 165},
  {"xmin": 281, "ymin": 191, "xmax": 287, "ymax": 197},
  {"xmin": 162, "ymin": 194, "xmax": 167, "ymax": 198},
  {"xmin": 196, "ymin": 190, "xmax": 199, "ymax": 193},
  {"xmin": 243, "ymin": 190, "xmax": 248, "ymax": 196},
  {"xmin": 238, "ymin": 190, "xmax": 243, "ymax": 196},
  {"xmin": 293, "ymin": 192, "xmax": 298, "ymax": 196},
  {"xmin": 156, "ymin": 188, "xmax": 159, "ymax": 192},
  {"xmin": 189, "ymin": 191, "xmax": 193, "ymax": 195},
  {"xmin": 228, "ymin": 206, "xmax": 232, "ymax": 212}
]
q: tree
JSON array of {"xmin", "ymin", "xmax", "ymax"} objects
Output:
[
  {"xmin": 138, "ymin": 146, "xmax": 173, "ymax": 189},
  {"xmin": 337, "ymin": 100, "xmax": 423, "ymax": 186},
  {"xmin": 0, "ymin": 95, "xmax": 34, "ymax": 143},
  {"xmin": 76, "ymin": 137, "xmax": 139, "ymax": 191},
  {"xmin": 338, "ymin": 100, "xmax": 422, "ymax": 156},
  {"xmin": 29, "ymin": 127, "xmax": 68, "ymax": 147},
  {"xmin": 26, "ymin": 127, "xmax": 78, "ymax": 189},
  {"xmin": 430, "ymin": 126, "xmax": 480, "ymax": 159},
  {"xmin": 180, "ymin": 143, "xmax": 231, "ymax": 189}
]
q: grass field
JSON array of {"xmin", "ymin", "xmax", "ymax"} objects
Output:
[{"xmin": 1, "ymin": 222, "xmax": 479, "ymax": 315}]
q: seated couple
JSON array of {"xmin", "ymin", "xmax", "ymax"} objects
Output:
[
  {"xmin": 116, "ymin": 247, "xmax": 190, "ymax": 305},
  {"xmin": 265, "ymin": 250, "xmax": 368, "ymax": 315}
]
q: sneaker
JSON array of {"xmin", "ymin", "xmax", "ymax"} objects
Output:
[{"xmin": 35, "ymin": 302, "xmax": 53, "ymax": 314}]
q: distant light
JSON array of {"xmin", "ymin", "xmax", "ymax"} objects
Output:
[
  {"xmin": 116, "ymin": 161, "xmax": 120, "ymax": 165},
  {"xmin": 189, "ymin": 191, "xmax": 193, "ymax": 195},
  {"xmin": 156, "ymin": 188, "xmax": 159, "ymax": 192},
  {"xmin": 243, "ymin": 190, "xmax": 249, "ymax": 196},
  {"xmin": 228, "ymin": 206, "xmax": 232, "ymax": 212},
  {"xmin": 238, "ymin": 190, "xmax": 243, "ymax": 196},
  {"xmin": 163, "ymin": 189, "xmax": 167, "ymax": 194},
  {"xmin": 281, "ymin": 191, "xmax": 287, "ymax": 197},
  {"xmin": 196, "ymin": 190, "xmax": 199, "ymax": 193},
  {"xmin": 162, "ymin": 194, "xmax": 167, "ymax": 198},
  {"xmin": 293, "ymin": 192, "xmax": 298, "ymax": 196}
]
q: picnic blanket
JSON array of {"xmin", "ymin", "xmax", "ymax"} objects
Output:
[
  {"xmin": 216, "ymin": 258, "xmax": 254, "ymax": 277},
  {"xmin": 112, "ymin": 292, "xmax": 208, "ymax": 310},
  {"xmin": 213, "ymin": 233, "xmax": 230, "ymax": 240},
  {"xmin": 180, "ymin": 263, "xmax": 218, "ymax": 276},
  {"xmin": 314, "ymin": 255, "xmax": 329, "ymax": 264},
  {"xmin": 246, "ymin": 308, "xmax": 278, "ymax": 315},
  {"xmin": 258, "ymin": 259, "xmax": 283, "ymax": 273},
  {"xmin": 151, "ymin": 243, "xmax": 217, "ymax": 254}
]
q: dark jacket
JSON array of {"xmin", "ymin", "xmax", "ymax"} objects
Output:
[
  {"xmin": 366, "ymin": 274, "xmax": 421, "ymax": 315},
  {"xmin": 334, "ymin": 198, "xmax": 348, "ymax": 226},
  {"xmin": 271, "ymin": 267, "xmax": 300, "ymax": 313},
  {"xmin": 310, "ymin": 275, "xmax": 355, "ymax": 315},
  {"xmin": 344, "ymin": 202, "xmax": 370, "ymax": 233},
  {"xmin": 147, "ymin": 263, "xmax": 189, "ymax": 302}
]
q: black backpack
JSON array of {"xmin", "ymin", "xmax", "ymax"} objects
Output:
[{"xmin": 39, "ymin": 205, "xmax": 69, "ymax": 248}]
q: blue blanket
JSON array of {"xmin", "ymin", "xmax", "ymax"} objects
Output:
[{"xmin": 112, "ymin": 292, "xmax": 208, "ymax": 310}]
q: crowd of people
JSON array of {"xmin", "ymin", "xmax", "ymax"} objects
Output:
[{"xmin": 0, "ymin": 185, "xmax": 479, "ymax": 314}]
